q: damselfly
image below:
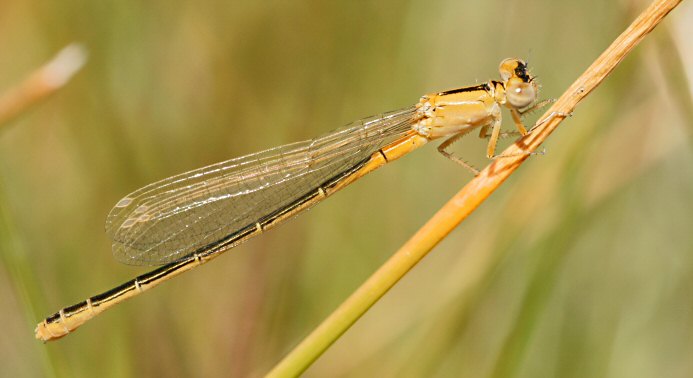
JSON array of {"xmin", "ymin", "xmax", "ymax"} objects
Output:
[{"xmin": 36, "ymin": 58, "xmax": 547, "ymax": 341}]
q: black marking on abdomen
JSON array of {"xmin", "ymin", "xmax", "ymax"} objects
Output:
[{"xmin": 183, "ymin": 155, "xmax": 374, "ymax": 261}]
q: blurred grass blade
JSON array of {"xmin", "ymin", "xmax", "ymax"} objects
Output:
[{"xmin": 0, "ymin": 43, "xmax": 87, "ymax": 128}]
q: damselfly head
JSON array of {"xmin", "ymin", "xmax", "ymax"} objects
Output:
[{"xmin": 499, "ymin": 58, "xmax": 538, "ymax": 109}]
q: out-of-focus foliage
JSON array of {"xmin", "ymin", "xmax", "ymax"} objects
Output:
[{"xmin": 1, "ymin": 1, "xmax": 692, "ymax": 377}]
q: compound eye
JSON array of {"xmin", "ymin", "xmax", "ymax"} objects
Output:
[
  {"xmin": 506, "ymin": 79, "xmax": 537, "ymax": 108},
  {"xmin": 499, "ymin": 58, "xmax": 522, "ymax": 81}
]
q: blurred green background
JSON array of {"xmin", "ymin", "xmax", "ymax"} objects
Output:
[{"xmin": 1, "ymin": 0, "xmax": 692, "ymax": 377}]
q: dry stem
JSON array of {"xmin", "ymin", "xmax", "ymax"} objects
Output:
[
  {"xmin": 265, "ymin": 0, "xmax": 684, "ymax": 376},
  {"xmin": 0, "ymin": 43, "xmax": 87, "ymax": 128}
]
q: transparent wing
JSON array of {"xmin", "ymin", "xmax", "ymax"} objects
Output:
[{"xmin": 106, "ymin": 107, "xmax": 417, "ymax": 265}]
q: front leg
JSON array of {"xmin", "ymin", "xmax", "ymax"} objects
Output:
[
  {"xmin": 519, "ymin": 98, "xmax": 555, "ymax": 116},
  {"xmin": 482, "ymin": 103, "xmax": 504, "ymax": 159},
  {"xmin": 485, "ymin": 115, "xmax": 543, "ymax": 160},
  {"xmin": 509, "ymin": 99, "xmax": 556, "ymax": 136},
  {"xmin": 509, "ymin": 108, "xmax": 528, "ymax": 136}
]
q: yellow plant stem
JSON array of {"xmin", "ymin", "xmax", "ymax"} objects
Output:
[{"xmin": 265, "ymin": 0, "xmax": 683, "ymax": 376}]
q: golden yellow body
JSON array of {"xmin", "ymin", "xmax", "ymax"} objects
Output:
[{"xmin": 36, "ymin": 58, "xmax": 542, "ymax": 341}]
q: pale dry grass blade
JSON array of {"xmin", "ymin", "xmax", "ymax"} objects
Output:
[{"xmin": 0, "ymin": 43, "xmax": 87, "ymax": 128}]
